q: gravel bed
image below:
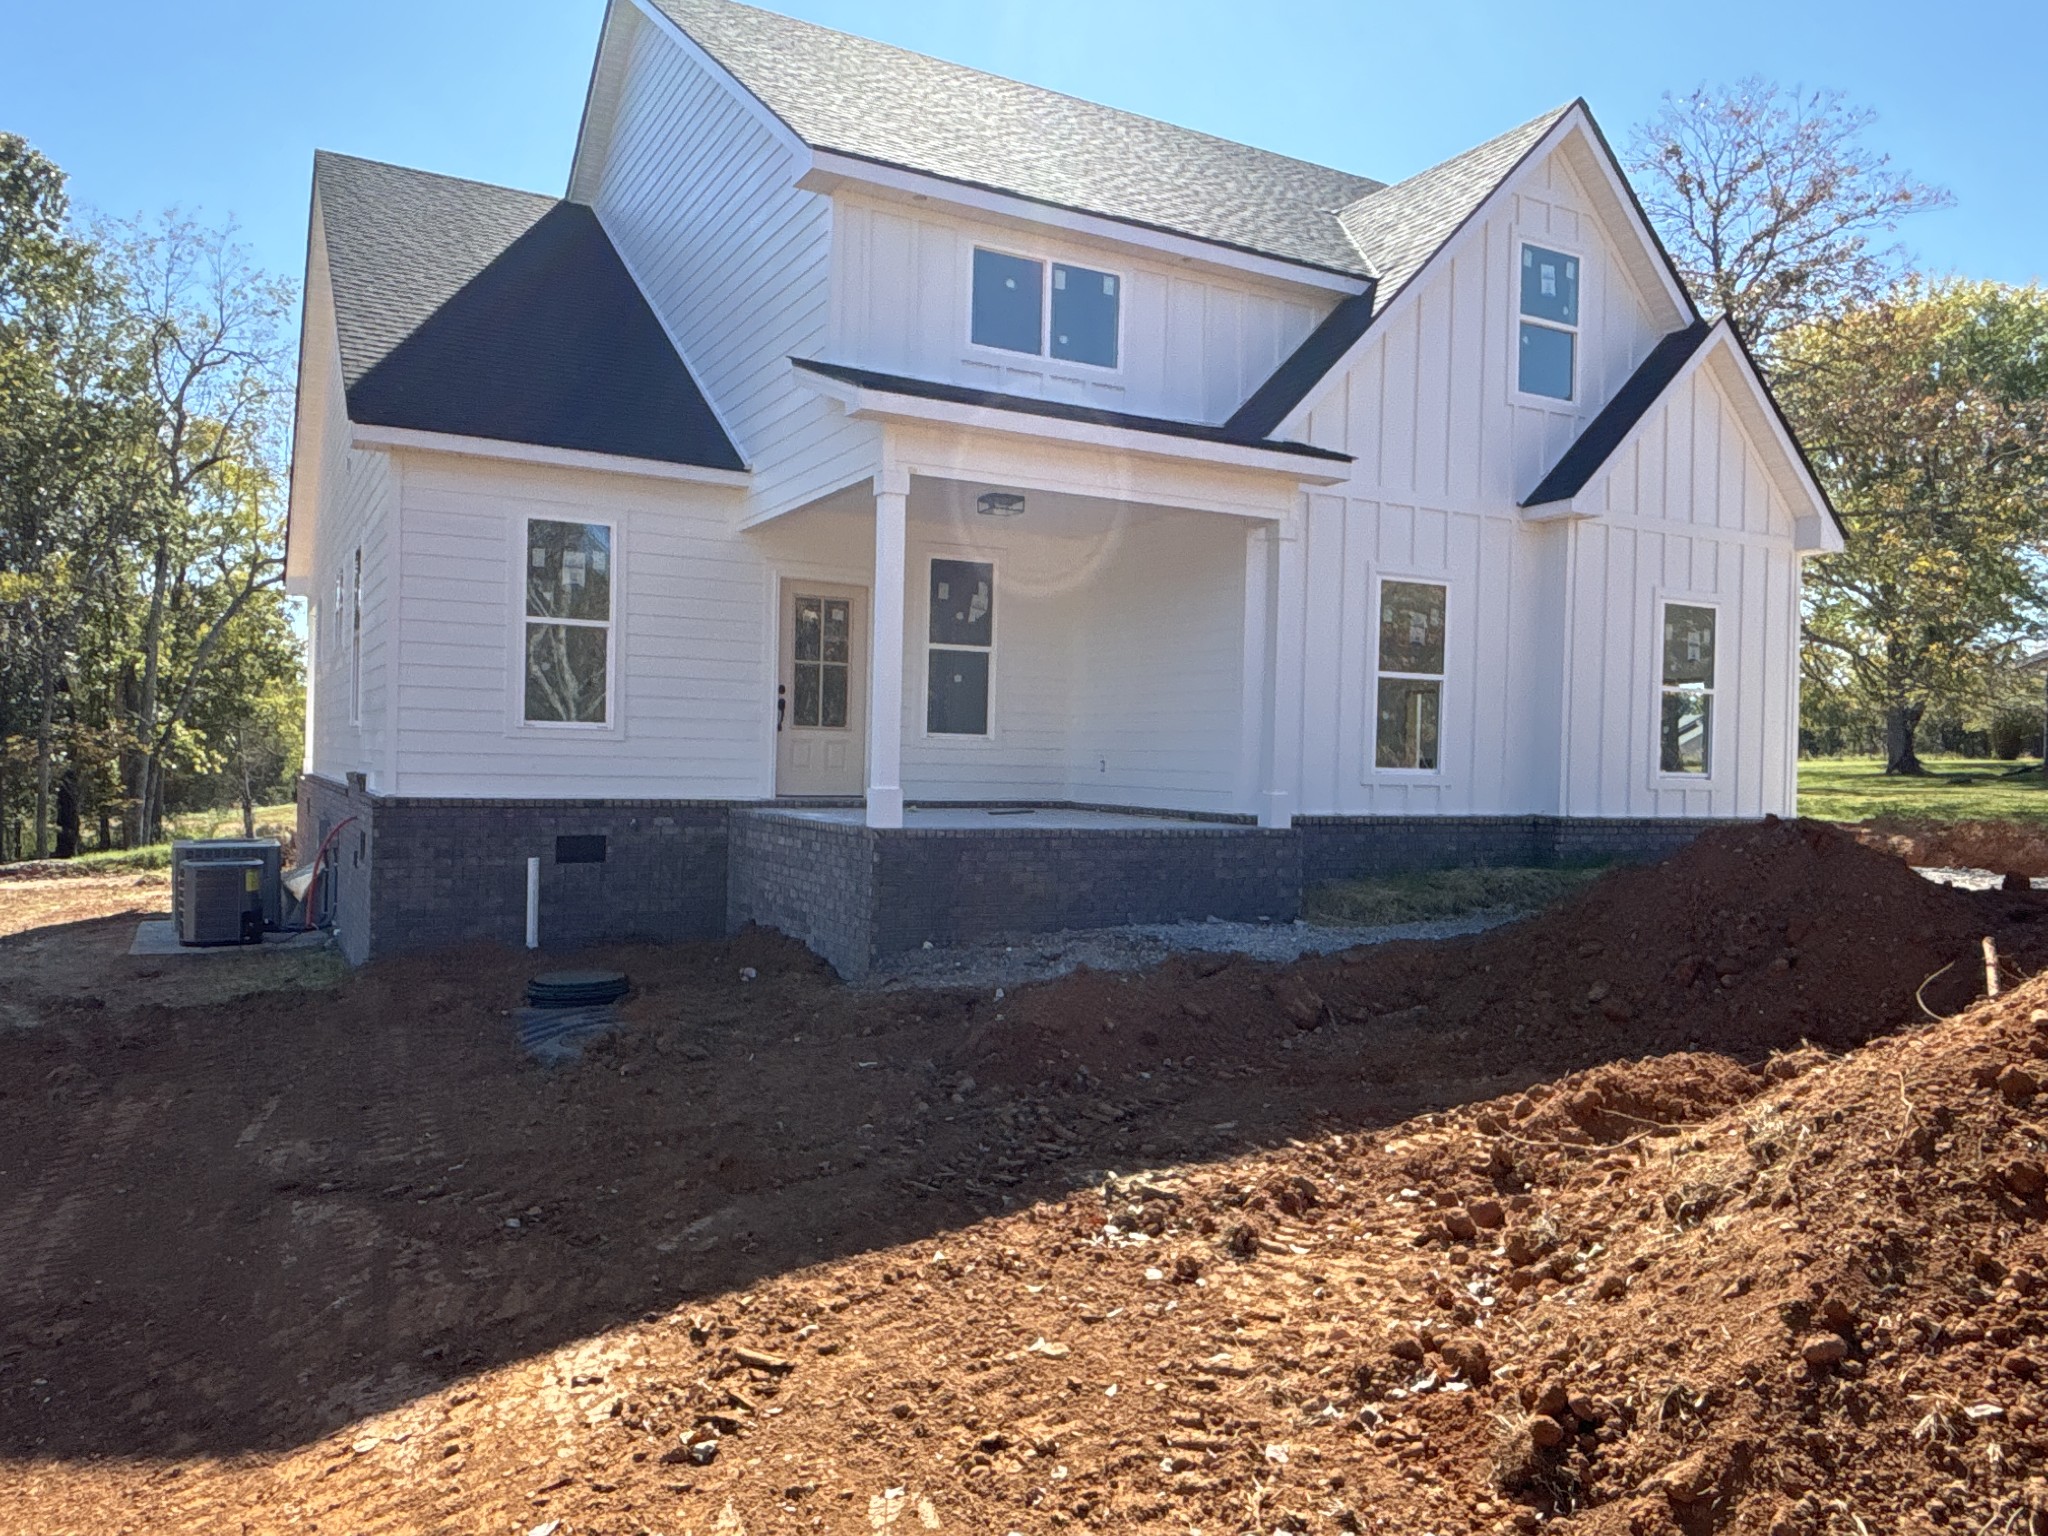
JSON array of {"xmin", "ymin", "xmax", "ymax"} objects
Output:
[{"xmin": 859, "ymin": 910, "xmax": 1520, "ymax": 992}]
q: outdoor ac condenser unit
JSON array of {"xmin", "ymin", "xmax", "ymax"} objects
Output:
[
  {"xmin": 171, "ymin": 839, "xmax": 282, "ymax": 933},
  {"xmin": 178, "ymin": 859, "xmax": 264, "ymax": 946}
]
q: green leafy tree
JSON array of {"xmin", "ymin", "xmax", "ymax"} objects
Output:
[{"xmin": 1783, "ymin": 281, "xmax": 2048, "ymax": 773}]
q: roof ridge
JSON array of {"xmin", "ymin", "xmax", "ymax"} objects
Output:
[
  {"xmin": 664, "ymin": 0, "xmax": 1388, "ymax": 193},
  {"xmin": 1339, "ymin": 102, "xmax": 1576, "ymax": 217},
  {"xmin": 314, "ymin": 149, "xmax": 567, "ymax": 209}
]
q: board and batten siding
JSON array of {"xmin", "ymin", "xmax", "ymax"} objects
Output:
[
  {"xmin": 832, "ymin": 194, "xmax": 1331, "ymax": 427},
  {"xmin": 1288, "ymin": 138, "xmax": 1799, "ymax": 820},
  {"xmin": 1559, "ymin": 358, "xmax": 1804, "ymax": 818},
  {"xmin": 588, "ymin": 5, "xmax": 879, "ymax": 521},
  {"xmin": 302, "ymin": 208, "xmax": 398, "ymax": 789}
]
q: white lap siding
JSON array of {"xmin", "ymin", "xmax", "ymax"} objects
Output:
[
  {"xmin": 390, "ymin": 454, "xmax": 758, "ymax": 799},
  {"xmin": 587, "ymin": 4, "xmax": 879, "ymax": 521}
]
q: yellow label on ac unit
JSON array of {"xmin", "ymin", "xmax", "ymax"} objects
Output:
[{"xmin": 245, "ymin": 869, "xmax": 260, "ymax": 892}]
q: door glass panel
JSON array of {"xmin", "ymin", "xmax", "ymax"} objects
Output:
[
  {"xmin": 823, "ymin": 599, "xmax": 849, "ymax": 664},
  {"xmin": 793, "ymin": 596, "xmax": 822, "ymax": 662},
  {"xmin": 792, "ymin": 661, "xmax": 821, "ymax": 728},
  {"xmin": 822, "ymin": 664, "xmax": 848, "ymax": 729}
]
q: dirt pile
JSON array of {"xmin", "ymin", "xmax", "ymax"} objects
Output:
[{"xmin": 4, "ymin": 819, "xmax": 2048, "ymax": 1534}]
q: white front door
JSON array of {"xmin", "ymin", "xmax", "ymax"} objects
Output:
[{"xmin": 776, "ymin": 581, "xmax": 867, "ymax": 797}]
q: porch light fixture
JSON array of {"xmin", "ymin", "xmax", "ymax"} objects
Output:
[{"xmin": 976, "ymin": 491, "xmax": 1026, "ymax": 518}]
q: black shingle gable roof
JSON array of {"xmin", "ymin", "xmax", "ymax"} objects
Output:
[
  {"xmin": 790, "ymin": 359, "xmax": 1351, "ymax": 463},
  {"xmin": 1520, "ymin": 321, "xmax": 1712, "ymax": 507},
  {"xmin": 315, "ymin": 151, "xmax": 743, "ymax": 472}
]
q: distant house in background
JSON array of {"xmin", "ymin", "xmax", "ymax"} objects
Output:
[{"xmin": 286, "ymin": 0, "xmax": 1843, "ymax": 974}]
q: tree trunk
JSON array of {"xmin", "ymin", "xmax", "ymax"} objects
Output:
[
  {"xmin": 1885, "ymin": 701, "xmax": 1928, "ymax": 775},
  {"xmin": 54, "ymin": 767, "xmax": 80, "ymax": 859},
  {"xmin": 131, "ymin": 534, "xmax": 172, "ymax": 847},
  {"xmin": 241, "ymin": 747, "xmax": 255, "ymax": 839},
  {"xmin": 34, "ymin": 669, "xmax": 53, "ymax": 859}
]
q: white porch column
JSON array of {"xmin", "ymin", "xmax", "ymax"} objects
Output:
[
  {"xmin": 1259, "ymin": 515, "xmax": 1306, "ymax": 829},
  {"xmin": 865, "ymin": 469, "xmax": 909, "ymax": 828}
]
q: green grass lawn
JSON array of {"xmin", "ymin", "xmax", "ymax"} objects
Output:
[
  {"xmin": 1798, "ymin": 756, "xmax": 2048, "ymax": 825},
  {"xmin": 4, "ymin": 802, "xmax": 297, "ymax": 876}
]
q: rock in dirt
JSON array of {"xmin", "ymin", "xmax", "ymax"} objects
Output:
[
  {"xmin": 1800, "ymin": 1334, "xmax": 1850, "ymax": 1369},
  {"xmin": 1438, "ymin": 1335, "xmax": 1490, "ymax": 1383}
]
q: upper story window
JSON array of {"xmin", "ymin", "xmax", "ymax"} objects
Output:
[
  {"xmin": 1518, "ymin": 242, "xmax": 1578, "ymax": 401},
  {"xmin": 970, "ymin": 247, "xmax": 1120, "ymax": 369}
]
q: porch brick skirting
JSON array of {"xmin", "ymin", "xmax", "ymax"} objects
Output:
[{"xmin": 298, "ymin": 777, "xmax": 1735, "ymax": 975}]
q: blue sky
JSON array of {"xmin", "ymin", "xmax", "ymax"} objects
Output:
[{"xmin": 6, "ymin": 0, "xmax": 2044, "ymax": 293}]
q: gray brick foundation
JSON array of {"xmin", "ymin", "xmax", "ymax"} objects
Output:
[{"xmin": 298, "ymin": 776, "xmax": 1737, "ymax": 976}]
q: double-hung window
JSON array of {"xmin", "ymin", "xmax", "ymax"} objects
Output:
[
  {"xmin": 1517, "ymin": 242, "xmax": 1578, "ymax": 401},
  {"xmin": 524, "ymin": 518, "xmax": 612, "ymax": 725},
  {"xmin": 1659, "ymin": 603, "xmax": 1715, "ymax": 775},
  {"xmin": 1375, "ymin": 580, "xmax": 1446, "ymax": 771},
  {"xmin": 970, "ymin": 248, "xmax": 1119, "ymax": 369},
  {"xmin": 926, "ymin": 558, "xmax": 993, "ymax": 736}
]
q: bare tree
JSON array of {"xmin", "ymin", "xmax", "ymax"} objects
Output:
[
  {"xmin": 1627, "ymin": 80, "xmax": 1949, "ymax": 353},
  {"xmin": 105, "ymin": 215, "xmax": 293, "ymax": 843}
]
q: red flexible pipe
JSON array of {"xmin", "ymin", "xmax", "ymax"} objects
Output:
[{"xmin": 299, "ymin": 815, "xmax": 358, "ymax": 932}]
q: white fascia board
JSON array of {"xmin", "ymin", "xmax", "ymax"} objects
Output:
[
  {"xmin": 1269, "ymin": 105, "xmax": 1690, "ymax": 438},
  {"xmin": 622, "ymin": 0, "xmax": 812, "ymax": 164},
  {"xmin": 565, "ymin": 0, "xmax": 634, "ymax": 203},
  {"xmin": 349, "ymin": 424, "xmax": 752, "ymax": 488},
  {"xmin": 792, "ymin": 367, "xmax": 1350, "ymax": 488},
  {"xmin": 283, "ymin": 188, "xmax": 330, "ymax": 588},
  {"xmin": 798, "ymin": 151, "xmax": 1367, "ymax": 297}
]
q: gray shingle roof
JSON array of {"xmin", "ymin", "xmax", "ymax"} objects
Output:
[
  {"xmin": 315, "ymin": 151, "xmax": 743, "ymax": 471},
  {"xmin": 647, "ymin": 0, "xmax": 1386, "ymax": 275},
  {"xmin": 1520, "ymin": 321, "xmax": 1712, "ymax": 506},
  {"xmin": 1339, "ymin": 106, "xmax": 1572, "ymax": 303}
]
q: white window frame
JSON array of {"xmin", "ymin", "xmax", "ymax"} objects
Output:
[
  {"xmin": 920, "ymin": 550, "xmax": 998, "ymax": 743},
  {"xmin": 1366, "ymin": 572, "xmax": 1452, "ymax": 780},
  {"xmin": 1652, "ymin": 591, "xmax": 1720, "ymax": 784},
  {"xmin": 511, "ymin": 514, "xmax": 621, "ymax": 734},
  {"xmin": 1510, "ymin": 233, "xmax": 1584, "ymax": 407},
  {"xmin": 348, "ymin": 546, "xmax": 363, "ymax": 726},
  {"xmin": 964, "ymin": 242, "xmax": 1126, "ymax": 376}
]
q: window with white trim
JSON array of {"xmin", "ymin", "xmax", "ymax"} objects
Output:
[
  {"xmin": 970, "ymin": 248, "xmax": 1119, "ymax": 368},
  {"xmin": 1659, "ymin": 603, "xmax": 1715, "ymax": 775},
  {"xmin": 1517, "ymin": 242, "xmax": 1578, "ymax": 401},
  {"xmin": 348, "ymin": 546, "xmax": 363, "ymax": 725},
  {"xmin": 926, "ymin": 558, "xmax": 993, "ymax": 736},
  {"xmin": 1375, "ymin": 580, "xmax": 1445, "ymax": 771},
  {"xmin": 524, "ymin": 519, "xmax": 611, "ymax": 725}
]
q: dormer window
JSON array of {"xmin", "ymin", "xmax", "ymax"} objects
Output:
[
  {"xmin": 1517, "ymin": 242, "xmax": 1578, "ymax": 401},
  {"xmin": 970, "ymin": 247, "xmax": 1119, "ymax": 369}
]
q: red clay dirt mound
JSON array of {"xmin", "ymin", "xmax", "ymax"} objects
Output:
[
  {"xmin": 6, "ymin": 818, "xmax": 2048, "ymax": 1534},
  {"xmin": 975, "ymin": 817, "xmax": 2046, "ymax": 1101}
]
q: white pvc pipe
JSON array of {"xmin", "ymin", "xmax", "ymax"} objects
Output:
[{"xmin": 525, "ymin": 857, "xmax": 540, "ymax": 949}]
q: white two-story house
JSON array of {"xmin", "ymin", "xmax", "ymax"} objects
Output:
[{"xmin": 286, "ymin": 0, "xmax": 1842, "ymax": 972}]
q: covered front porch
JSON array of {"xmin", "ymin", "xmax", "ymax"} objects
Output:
[{"xmin": 744, "ymin": 398, "xmax": 1348, "ymax": 832}]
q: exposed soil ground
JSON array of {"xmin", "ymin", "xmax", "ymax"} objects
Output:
[{"xmin": 3, "ymin": 820, "xmax": 2047, "ymax": 1533}]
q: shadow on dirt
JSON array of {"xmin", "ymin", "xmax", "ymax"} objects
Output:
[{"xmin": 0, "ymin": 819, "xmax": 2037, "ymax": 1460}]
